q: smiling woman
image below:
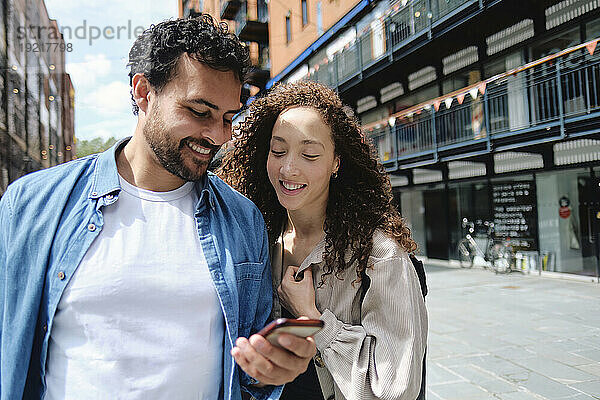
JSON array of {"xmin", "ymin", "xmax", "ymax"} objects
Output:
[
  {"xmin": 218, "ymin": 81, "xmax": 427, "ymax": 400},
  {"xmin": 266, "ymin": 107, "xmax": 339, "ymax": 216}
]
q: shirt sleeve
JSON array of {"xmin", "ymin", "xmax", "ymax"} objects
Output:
[
  {"xmin": 239, "ymin": 222, "xmax": 284, "ymax": 400},
  {"xmin": 313, "ymin": 254, "xmax": 428, "ymax": 400},
  {"xmin": 0, "ymin": 189, "xmax": 14, "ymax": 384}
]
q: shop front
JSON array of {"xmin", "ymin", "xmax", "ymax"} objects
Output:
[{"xmin": 398, "ymin": 166, "xmax": 600, "ymax": 278}]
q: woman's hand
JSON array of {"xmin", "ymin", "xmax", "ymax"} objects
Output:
[{"xmin": 278, "ymin": 266, "xmax": 321, "ymax": 320}]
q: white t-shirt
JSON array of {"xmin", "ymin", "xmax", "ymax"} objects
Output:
[{"xmin": 45, "ymin": 176, "xmax": 225, "ymax": 400}]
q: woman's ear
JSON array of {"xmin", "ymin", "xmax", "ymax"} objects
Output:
[{"xmin": 333, "ymin": 155, "xmax": 340, "ymax": 175}]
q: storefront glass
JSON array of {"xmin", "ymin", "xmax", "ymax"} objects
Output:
[
  {"xmin": 447, "ymin": 180, "xmax": 491, "ymax": 259},
  {"xmin": 397, "ymin": 165, "xmax": 600, "ymax": 279},
  {"xmin": 536, "ymin": 168, "xmax": 598, "ymax": 276},
  {"xmin": 400, "ymin": 189, "xmax": 427, "ymax": 256}
]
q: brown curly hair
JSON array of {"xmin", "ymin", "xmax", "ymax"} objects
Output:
[{"xmin": 218, "ymin": 81, "xmax": 416, "ymax": 286}]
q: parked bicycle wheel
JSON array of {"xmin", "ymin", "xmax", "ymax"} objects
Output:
[{"xmin": 457, "ymin": 239, "xmax": 474, "ymax": 268}]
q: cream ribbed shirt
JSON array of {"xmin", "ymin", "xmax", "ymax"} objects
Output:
[{"xmin": 272, "ymin": 229, "xmax": 428, "ymax": 400}]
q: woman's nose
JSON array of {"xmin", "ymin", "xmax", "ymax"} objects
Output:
[{"xmin": 281, "ymin": 156, "xmax": 299, "ymax": 176}]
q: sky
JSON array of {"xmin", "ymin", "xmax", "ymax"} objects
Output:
[{"xmin": 44, "ymin": 0, "xmax": 179, "ymax": 141}]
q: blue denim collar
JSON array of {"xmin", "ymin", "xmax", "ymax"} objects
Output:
[
  {"xmin": 89, "ymin": 136, "xmax": 214, "ymax": 210},
  {"xmin": 88, "ymin": 137, "xmax": 126, "ymax": 200}
]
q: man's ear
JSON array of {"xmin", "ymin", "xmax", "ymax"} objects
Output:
[{"xmin": 132, "ymin": 73, "xmax": 152, "ymax": 114}]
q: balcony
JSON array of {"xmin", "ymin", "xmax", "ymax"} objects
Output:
[
  {"xmin": 235, "ymin": 1, "xmax": 269, "ymax": 44},
  {"xmin": 362, "ymin": 38, "xmax": 600, "ymax": 171},
  {"xmin": 306, "ymin": 0, "xmax": 479, "ymax": 86},
  {"xmin": 221, "ymin": 0, "xmax": 241, "ymax": 20}
]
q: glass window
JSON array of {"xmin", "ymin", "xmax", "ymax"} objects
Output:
[
  {"xmin": 448, "ymin": 180, "xmax": 492, "ymax": 259},
  {"xmin": 0, "ymin": 4, "xmax": 5, "ymax": 53},
  {"xmin": 359, "ymin": 105, "xmax": 388, "ymax": 125},
  {"xmin": 286, "ymin": 13, "xmax": 291, "ymax": 43},
  {"xmin": 301, "ymin": 0, "xmax": 308, "ymax": 27},
  {"xmin": 586, "ymin": 18, "xmax": 600, "ymax": 41},
  {"xmin": 483, "ymin": 50, "xmax": 524, "ymax": 79},
  {"xmin": 442, "ymin": 68, "xmax": 479, "ymax": 95},
  {"xmin": 394, "ymin": 84, "xmax": 438, "ymax": 112},
  {"xmin": 536, "ymin": 169, "xmax": 598, "ymax": 277},
  {"xmin": 530, "ymin": 27, "xmax": 581, "ymax": 60},
  {"xmin": 316, "ymin": 1, "xmax": 323, "ymax": 35}
]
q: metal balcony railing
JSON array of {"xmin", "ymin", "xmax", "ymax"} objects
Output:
[
  {"xmin": 363, "ymin": 38, "xmax": 600, "ymax": 167},
  {"xmin": 234, "ymin": 2, "xmax": 248, "ymax": 37},
  {"xmin": 235, "ymin": 0, "xmax": 269, "ymax": 43},
  {"xmin": 306, "ymin": 0, "xmax": 477, "ymax": 85},
  {"xmin": 221, "ymin": 0, "xmax": 241, "ymax": 20}
]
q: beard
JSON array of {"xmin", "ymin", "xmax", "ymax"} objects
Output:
[{"xmin": 143, "ymin": 102, "xmax": 219, "ymax": 182}]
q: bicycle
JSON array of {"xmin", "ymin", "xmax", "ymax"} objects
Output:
[{"xmin": 456, "ymin": 218, "xmax": 514, "ymax": 273}]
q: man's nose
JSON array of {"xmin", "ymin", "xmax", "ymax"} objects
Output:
[{"xmin": 204, "ymin": 120, "xmax": 232, "ymax": 146}]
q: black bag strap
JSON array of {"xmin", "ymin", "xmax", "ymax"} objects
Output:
[
  {"xmin": 360, "ymin": 254, "xmax": 428, "ymax": 300},
  {"xmin": 410, "ymin": 255, "xmax": 428, "ymax": 298},
  {"xmin": 359, "ymin": 254, "xmax": 427, "ymax": 400}
]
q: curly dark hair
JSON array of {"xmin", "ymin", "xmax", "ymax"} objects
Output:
[
  {"xmin": 218, "ymin": 81, "xmax": 417, "ymax": 286},
  {"xmin": 127, "ymin": 14, "xmax": 250, "ymax": 115}
]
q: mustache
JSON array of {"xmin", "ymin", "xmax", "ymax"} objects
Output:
[{"xmin": 182, "ymin": 138, "xmax": 221, "ymax": 153}]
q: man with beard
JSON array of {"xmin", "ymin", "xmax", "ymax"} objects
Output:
[{"xmin": 0, "ymin": 16, "xmax": 315, "ymax": 400}]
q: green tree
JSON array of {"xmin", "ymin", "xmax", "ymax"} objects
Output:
[{"xmin": 76, "ymin": 137, "xmax": 118, "ymax": 158}]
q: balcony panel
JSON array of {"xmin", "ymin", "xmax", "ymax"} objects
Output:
[
  {"xmin": 365, "ymin": 47, "xmax": 600, "ymax": 166},
  {"xmin": 221, "ymin": 0, "xmax": 241, "ymax": 20},
  {"xmin": 234, "ymin": 1, "xmax": 269, "ymax": 43},
  {"xmin": 237, "ymin": 20, "xmax": 268, "ymax": 43},
  {"xmin": 431, "ymin": 0, "xmax": 473, "ymax": 22}
]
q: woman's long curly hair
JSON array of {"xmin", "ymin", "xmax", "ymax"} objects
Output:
[{"xmin": 218, "ymin": 81, "xmax": 417, "ymax": 286}]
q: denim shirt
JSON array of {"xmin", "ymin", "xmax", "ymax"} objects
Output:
[{"xmin": 0, "ymin": 139, "xmax": 283, "ymax": 400}]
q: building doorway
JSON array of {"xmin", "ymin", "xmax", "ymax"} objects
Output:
[
  {"xmin": 578, "ymin": 176, "xmax": 600, "ymax": 277},
  {"xmin": 424, "ymin": 189, "xmax": 449, "ymax": 260}
]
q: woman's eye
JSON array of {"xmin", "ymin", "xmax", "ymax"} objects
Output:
[
  {"xmin": 270, "ymin": 150, "xmax": 285, "ymax": 156},
  {"xmin": 303, "ymin": 154, "xmax": 319, "ymax": 159}
]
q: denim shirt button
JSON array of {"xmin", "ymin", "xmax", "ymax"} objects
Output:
[
  {"xmin": 106, "ymin": 193, "xmax": 114, "ymax": 200},
  {"xmin": 87, "ymin": 223, "xmax": 96, "ymax": 232},
  {"xmin": 42, "ymin": 323, "xmax": 48, "ymax": 332},
  {"xmin": 58, "ymin": 271, "xmax": 66, "ymax": 280}
]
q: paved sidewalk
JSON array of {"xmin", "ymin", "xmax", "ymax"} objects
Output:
[{"xmin": 425, "ymin": 264, "xmax": 600, "ymax": 400}]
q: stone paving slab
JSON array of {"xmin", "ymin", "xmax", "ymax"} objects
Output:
[{"xmin": 425, "ymin": 264, "xmax": 600, "ymax": 399}]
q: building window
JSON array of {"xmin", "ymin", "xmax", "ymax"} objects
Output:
[
  {"xmin": 302, "ymin": 0, "xmax": 308, "ymax": 26},
  {"xmin": 317, "ymin": 1, "xmax": 323, "ymax": 35},
  {"xmin": 286, "ymin": 12, "xmax": 292, "ymax": 43}
]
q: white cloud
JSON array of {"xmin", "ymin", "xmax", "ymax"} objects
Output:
[
  {"xmin": 45, "ymin": 1, "xmax": 178, "ymax": 29},
  {"xmin": 77, "ymin": 116, "xmax": 137, "ymax": 141},
  {"xmin": 66, "ymin": 53, "xmax": 111, "ymax": 91},
  {"xmin": 44, "ymin": 1, "xmax": 178, "ymax": 143},
  {"xmin": 82, "ymin": 80, "xmax": 132, "ymax": 116}
]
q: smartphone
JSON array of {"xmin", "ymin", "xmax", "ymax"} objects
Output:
[{"xmin": 257, "ymin": 318, "xmax": 324, "ymax": 347}]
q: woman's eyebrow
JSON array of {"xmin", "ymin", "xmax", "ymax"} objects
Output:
[
  {"xmin": 272, "ymin": 136, "xmax": 325, "ymax": 149},
  {"xmin": 301, "ymin": 139, "xmax": 324, "ymax": 148}
]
